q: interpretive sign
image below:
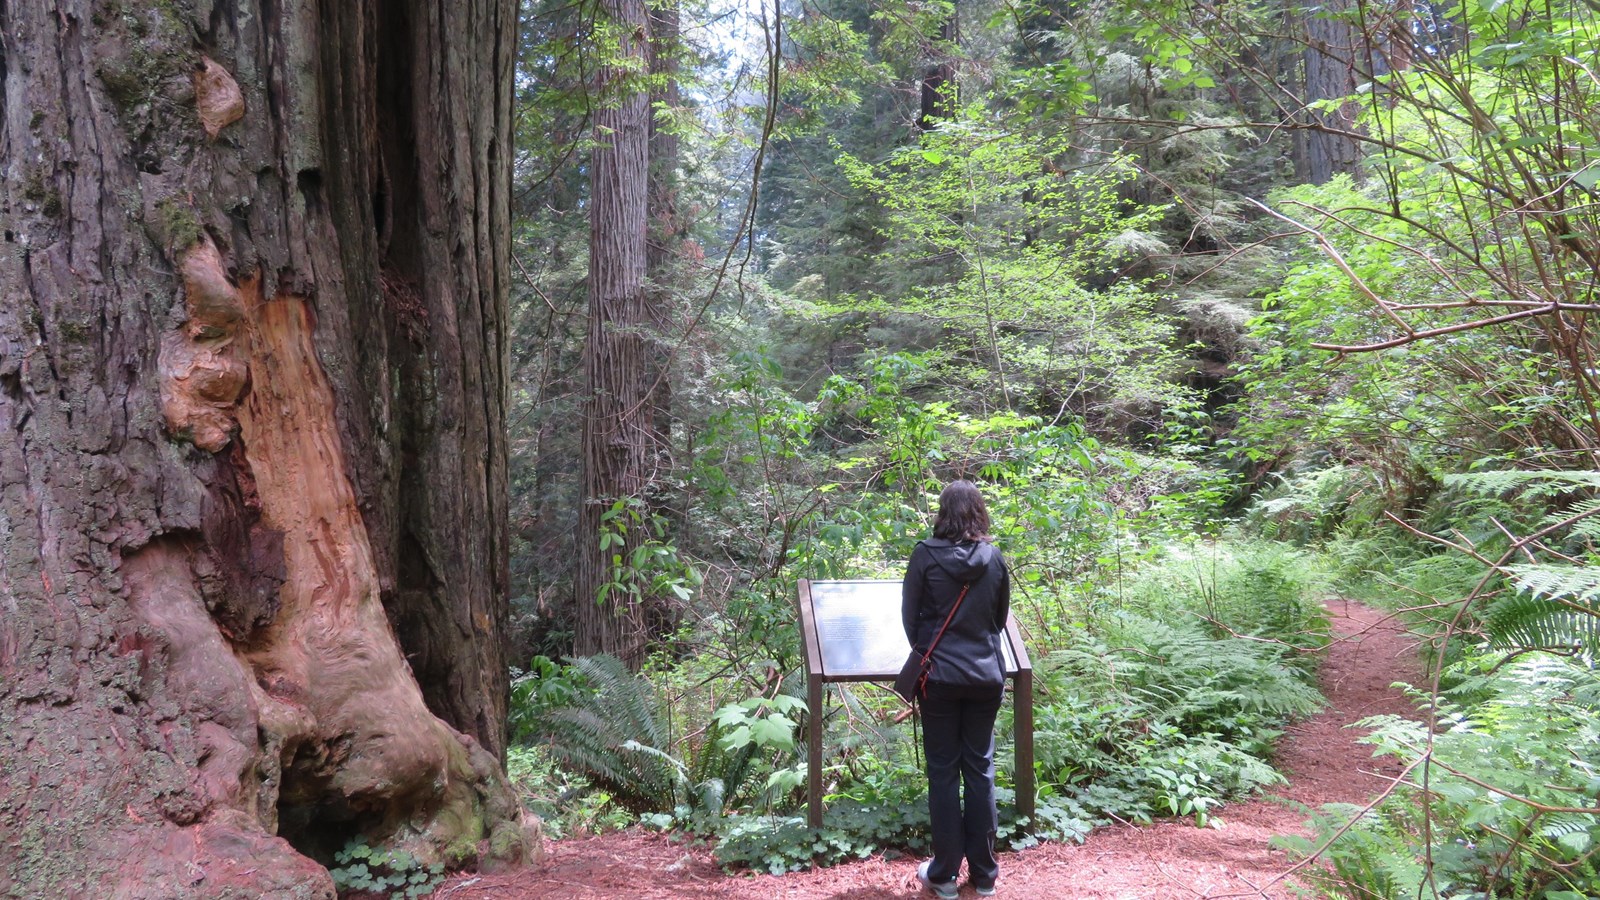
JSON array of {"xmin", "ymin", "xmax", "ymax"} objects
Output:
[
  {"xmin": 806, "ymin": 580, "xmax": 1019, "ymax": 679},
  {"xmin": 797, "ymin": 579, "xmax": 1034, "ymax": 828}
]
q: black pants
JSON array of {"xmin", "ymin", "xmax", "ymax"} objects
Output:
[{"xmin": 921, "ymin": 680, "xmax": 1004, "ymax": 886}]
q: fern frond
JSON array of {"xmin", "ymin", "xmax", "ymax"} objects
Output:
[
  {"xmin": 1484, "ymin": 591, "xmax": 1600, "ymax": 655},
  {"xmin": 1257, "ymin": 497, "xmax": 1303, "ymax": 516},
  {"xmin": 1102, "ymin": 613, "xmax": 1322, "ymax": 724},
  {"xmin": 1568, "ymin": 665, "xmax": 1600, "ymax": 708},
  {"xmin": 687, "ymin": 715, "xmax": 762, "ymax": 811},
  {"xmin": 1539, "ymin": 813, "xmax": 1596, "ymax": 841},
  {"xmin": 1552, "ymin": 496, "xmax": 1600, "ymax": 537},
  {"xmin": 1444, "ymin": 470, "xmax": 1600, "ymax": 497},
  {"xmin": 568, "ymin": 654, "xmax": 669, "ymax": 748},
  {"xmin": 1503, "ymin": 563, "xmax": 1600, "ymax": 604},
  {"xmin": 536, "ymin": 654, "xmax": 681, "ymax": 814}
]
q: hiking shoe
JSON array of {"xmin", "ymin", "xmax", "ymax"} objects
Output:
[
  {"xmin": 972, "ymin": 882, "xmax": 997, "ymax": 897},
  {"xmin": 916, "ymin": 860, "xmax": 959, "ymax": 900}
]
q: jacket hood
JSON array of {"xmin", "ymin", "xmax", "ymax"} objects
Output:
[{"xmin": 921, "ymin": 537, "xmax": 995, "ymax": 581}]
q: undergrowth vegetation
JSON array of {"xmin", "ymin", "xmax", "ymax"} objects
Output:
[
  {"xmin": 508, "ymin": 412, "xmax": 1600, "ymax": 889},
  {"xmin": 510, "ymin": 533, "xmax": 1329, "ymax": 872},
  {"xmin": 1251, "ymin": 466, "xmax": 1600, "ymax": 900},
  {"xmin": 505, "ymin": 351, "xmax": 1333, "ymax": 872},
  {"xmin": 499, "ymin": 0, "xmax": 1600, "ymax": 891}
]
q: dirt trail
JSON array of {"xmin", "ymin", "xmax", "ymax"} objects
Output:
[{"xmin": 436, "ymin": 600, "xmax": 1423, "ymax": 899}]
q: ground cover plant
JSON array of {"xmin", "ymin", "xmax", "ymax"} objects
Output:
[{"xmin": 509, "ymin": 536, "xmax": 1335, "ymax": 871}]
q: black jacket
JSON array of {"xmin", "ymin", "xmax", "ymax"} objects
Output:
[{"xmin": 901, "ymin": 538, "xmax": 1010, "ymax": 688}]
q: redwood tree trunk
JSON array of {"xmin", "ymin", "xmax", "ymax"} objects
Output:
[
  {"xmin": 575, "ymin": 0, "xmax": 656, "ymax": 661},
  {"xmin": 1294, "ymin": 0, "xmax": 1365, "ymax": 183},
  {"xmin": 645, "ymin": 0, "xmax": 685, "ymax": 625},
  {"xmin": 919, "ymin": 14, "xmax": 959, "ymax": 131},
  {"xmin": 649, "ymin": 0, "xmax": 685, "ymax": 299},
  {"xmin": 0, "ymin": 1, "xmax": 525, "ymax": 895}
]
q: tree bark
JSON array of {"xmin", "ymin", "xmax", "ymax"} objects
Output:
[
  {"xmin": 649, "ymin": 0, "xmax": 685, "ymax": 297},
  {"xmin": 0, "ymin": 1, "xmax": 526, "ymax": 895},
  {"xmin": 919, "ymin": 12, "xmax": 959, "ymax": 131},
  {"xmin": 645, "ymin": 0, "xmax": 684, "ymax": 618},
  {"xmin": 1294, "ymin": 0, "xmax": 1365, "ymax": 183},
  {"xmin": 575, "ymin": 0, "xmax": 657, "ymax": 662}
]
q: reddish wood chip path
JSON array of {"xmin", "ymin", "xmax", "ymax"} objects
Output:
[{"xmin": 436, "ymin": 600, "xmax": 1423, "ymax": 899}]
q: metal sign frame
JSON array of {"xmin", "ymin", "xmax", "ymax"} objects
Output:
[{"xmin": 797, "ymin": 578, "xmax": 1035, "ymax": 829}]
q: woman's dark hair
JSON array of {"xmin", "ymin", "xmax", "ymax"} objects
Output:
[{"xmin": 932, "ymin": 480, "xmax": 992, "ymax": 542}]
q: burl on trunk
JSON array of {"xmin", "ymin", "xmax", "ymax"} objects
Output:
[{"xmin": 0, "ymin": 1, "xmax": 529, "ymax": 896}]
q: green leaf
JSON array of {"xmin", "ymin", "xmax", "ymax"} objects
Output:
[
  {"xmin": 768, "ymin": 694, "xmax": 807, "ymax": 714},
  {"xmin": 750, "ymin": 717, "xmax": 796, "ymax": 751},
  {"xmin": 720, "ymin": 724, "xmax": 754, "ymax": 750}
]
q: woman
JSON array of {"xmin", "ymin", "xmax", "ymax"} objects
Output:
[{"xmin": 902, "ymin": 480, "xmax": 1010, "ymax": 899}]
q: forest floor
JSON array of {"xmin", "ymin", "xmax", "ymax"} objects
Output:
[{"xmin": 434, "ymin": 599, "xmax": 1423, "ymax": 899}]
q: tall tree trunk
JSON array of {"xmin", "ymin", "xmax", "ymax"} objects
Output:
[
  {"xmin": 575, "ymin": 0, "xmax": 655, "ymax": 661},
  {"xmin": 0, "ymin": 1, "xmax": 527, "ymax": 895},
  {"xmin": 645, "ymin": 0, "xmax": 684, "ymax": 634},
  {"xmin": 1294, "ymin": 0, "xmax": 1365, "ymax": 183},
  {"xmin": 919, "ymin": 14, "xmax": 959, "ymax": 131},
  {"xmin": 649, "ymin": 0, "xmax": 684, "ymax": 309}
]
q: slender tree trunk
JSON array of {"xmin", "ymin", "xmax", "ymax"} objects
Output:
[
  {"xmin": 0, "ymin": 1, "xmax": 526, "ymax": 895},
  {"xmin": 576, "ymin": 0, "xmax": 655, "ymax": 661}
]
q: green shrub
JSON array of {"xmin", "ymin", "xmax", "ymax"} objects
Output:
[
  {"xmin": 515, "ymin": 653, "xmax": 805, "ymax": 827},
  {"xmin": 1244, "ymin": 466, "xmax": 1383, "ymax": 544},
  {"xmin": 712, "ymin": 758, "xmax": 931, "ymax": 874},
  {"xmin": 1321, "ymin": 528, "xmax": 1426, "ymax": 602},
  {"xmin": 1119, "ymin": 540, "xmax": 1330, "ymax": 668},
  {"xmin": 508, "ymin": 654, "xmax": 588, "ymax": 743},
  {"xmin": 505, "ymin": 745, "xmax": 634, "ymax": 839},
  {"xmin": 1099, "ymin": 613, "xmax": 1322, "ymax": 735}
]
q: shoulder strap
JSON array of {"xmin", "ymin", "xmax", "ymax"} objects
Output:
[
  {"xmin": 912, "ymin": 581, "xmax": 971, "ymax": 702},
  {"xmin": 921, "ymin": 581, "xmax": 971, "ymax": 662}
]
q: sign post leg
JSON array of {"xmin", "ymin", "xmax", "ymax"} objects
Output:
[
  {"xmin": 1015, "ymin": 669, "xmax": 1035, "ymax": 823},
  {"xmin": 808, "ymin": 673, "xmax": 823, "ymax": 828}
]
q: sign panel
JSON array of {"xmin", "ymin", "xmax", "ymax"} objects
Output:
[
  {"xmin": 804, "ymin": 579, "xmax": 1018, "ymax": 680},
  {"xmin": 807, "ymin": 580, "xmax": 911, "ymax": 679},
  {"xmin": 797, "ymin": 578, "xmax": 1035, "ymax": 828}
]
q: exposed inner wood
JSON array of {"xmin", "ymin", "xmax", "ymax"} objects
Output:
[
  {"xmin": 158, "ymin": 238, "xmax": 250, "ymax": 452},
  {"xmin": 232, "ymin": 284, "xmax": 462, "ymax": 843},
  {"xmin": 194, "ymin": 57, "xmax": 246, "ymax": 139},
  {"xmin": 0, "ymin": 0, "xmax": 522, "ymax": 891}
]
